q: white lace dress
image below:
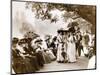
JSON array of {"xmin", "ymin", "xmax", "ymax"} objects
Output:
[{"xmin": 67, "ymin": 35, "xmax": 76, "ymax": 62}]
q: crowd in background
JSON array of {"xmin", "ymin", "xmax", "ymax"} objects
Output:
[{"xmin": 12, "ymin": 22, "xmax": 96, "ymax": 74}]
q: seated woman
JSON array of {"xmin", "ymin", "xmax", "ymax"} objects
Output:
[
  {"xmin": 33, "ymin": 38, "xmax": 45, "ymax": 66},
  {"xmin": 12, "ymin": 37, "xmax": 27, "ymax": 74},
  {"xmin": 44, "ymin": 37, "xmax": 56, "ymax": 61},
  {"xmin": 50, "ymin": 36, "xmax": 58, "ymax": 57},
  {"xmin": 33, "ymin": 38, "xmax": 53, "ymax": 64},
  {"xmin": 17, "ymin": 38, "xmax": 39, "ymax": 73}
]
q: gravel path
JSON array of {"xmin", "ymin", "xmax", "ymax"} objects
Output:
[{"xmin": 37, "ymin": 56, "xmax": 89, "ymax": 72}]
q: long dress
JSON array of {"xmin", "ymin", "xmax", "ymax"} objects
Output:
[
  {"xmin": 35, "ymin": 44, "xmax": 52, "ymax": 64},
  {"xmin": 56, "ymin": 35, "xmax": 64, "ymax": 62},
  {"xmin": 18, "ymin": 45, "xmax": 39, "ymax": 73},
  {"xmin": 46, "ymin": 49, "xmax": 56, "ymax": 61},
  {"xmin": 43, "ymin": 51, "xmax": 51, "ymax": 63},
  {"xmin": 34, "ymin": 45, "xmax": 45, "ymax": 67},
  {"xmin": 67, "ymin": 35, "xmax": 76, "ymax": 62},
  {"xmin": 87, "ymin": 55, "xmax": 96, "ymax": 69},
  {"xmin": 82, "ymin": 34, "xmax": 90, "ymax": 55},
  {"xmin": 12, "ymin": 48, "xmax": 27, "ymax": 74},
  {"xmin": 43, "ymin": 40, "xmax": 56, "ymax": 61}
]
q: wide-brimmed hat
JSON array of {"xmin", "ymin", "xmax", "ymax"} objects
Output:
[{"xmin": 57, "ymin": 28, "xmax": 69, "ymax": 34}]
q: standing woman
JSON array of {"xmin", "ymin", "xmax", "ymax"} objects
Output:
[
  {"xmin": 67, "ymin": 32, "xmax": 76, "ymax": 63},
  {"xmin": 82, "ymin": 33, "xmax": 90, "ymax": 57},
  {"xmin": 56, "ymin": 31, "xmax": 64, "ymax": 63}
]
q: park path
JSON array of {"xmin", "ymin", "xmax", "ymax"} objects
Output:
[{"xmin": 37, "ymin": 56, "xmax": 89, "ymax": 72}]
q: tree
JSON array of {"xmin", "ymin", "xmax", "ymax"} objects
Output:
[
  {"xmin": 25, "ymin": 2, "xmax": 96, "ymax": 34},
  {"xmin": 24, "ymin": 31, "xmax": 39, "ymax": 40}
]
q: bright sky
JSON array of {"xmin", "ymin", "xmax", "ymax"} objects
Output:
[{"xmin": 12, "ymin": 1, "xmax": 70, "ymax": 39}]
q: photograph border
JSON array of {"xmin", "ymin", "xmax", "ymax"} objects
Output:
[{"xmin": 10, "ymin": 0, "xmax": 97, "ymax": 74}]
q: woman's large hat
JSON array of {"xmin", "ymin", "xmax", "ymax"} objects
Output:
[{"xmin": 57, "ymin": 28, "xmax": 69, "ymax": 33}]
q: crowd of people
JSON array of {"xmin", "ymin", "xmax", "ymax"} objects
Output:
[{"xmin": 12, "ymin": 22, "xmax": 95, "ymax": 74}]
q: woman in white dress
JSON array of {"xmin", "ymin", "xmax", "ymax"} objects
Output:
[
  {"xmin": 67, "ymin": 32, "xmax": 76, "ymax": 63},
  {"xmin": 56, "ymin": 32, "xmax": 63, "ymax": 62}
]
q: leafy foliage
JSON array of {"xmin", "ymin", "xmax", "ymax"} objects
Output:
[{"xmin": 25, "ymin": 2, "xmax": 96, "ymax": 33}]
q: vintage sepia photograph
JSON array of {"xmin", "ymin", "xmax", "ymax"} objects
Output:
[{"xmin": 11, "ymin": 0, "xmax": 96, "ymax": 74}]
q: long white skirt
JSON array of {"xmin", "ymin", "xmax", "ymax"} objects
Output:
[
  {"xmin": 67, "ymin": 42, "xmax": 76, "ymax": 62},
  {"xmin": 57, "ymin": 44, "xmax": 64, "ymax": 61},
  {"xmin": 87, "ymin": 55, "xmax": 95, "ymax": 69}
]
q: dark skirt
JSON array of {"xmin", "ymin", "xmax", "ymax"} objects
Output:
[
  {"xmin": 12, "ymin": 57, "xmax": 27, "ymax": 74},
  {"xmin": 13, "ymin": 56, "xmax": 40, "ymax": 74},
  {"xmin": 35, "ymin": 51, "xmax": 45, "ymax": 67},
  {"xmin": 28, "ymin": 56, "xmax": 40, "ymax": 71},
  {"xmin": 52, "ymin": 49, "xmax": 57, "ymax": 57}
]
